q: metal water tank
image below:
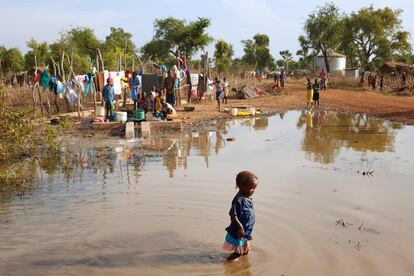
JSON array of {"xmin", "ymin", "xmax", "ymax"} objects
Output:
[{"xmin": 314, "ymin": 52, "xmax": 346, "ymax": 75}]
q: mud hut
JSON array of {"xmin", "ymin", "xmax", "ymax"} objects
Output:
[{"xmin": 379, "ymin": 61, "xmax": 413, "ymax": 75}]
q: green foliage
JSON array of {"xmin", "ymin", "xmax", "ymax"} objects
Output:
[
  {"xmin": 67, "ymin": 27, "xmax": 101, "ymax": 60},
  {"xmin": 279, "ymin": 50, "xmax": 293, "ymax": 72},
  {"xmin": 141, "ymin": 39, "xmax": 171, "ymax": 63},
  {"xmin": 241, "ymin": 34, "xmax": 273, "ymax": 72},
  {"xmin": 0, "ymin": 86, "xmax": 33, "ymax": 161},
  {"xmin": 142, "ymin": 17, "xmax": 212, "ymax": 63},
  {"xmin": 393, "ymin": 53, "xmax": 414, "ymax": 64},
  {"xmin": 24, "ymin": 39, "xmax": 51, "ymax": 68},
  {"xmin": 45, "ymin": 125, "xmax": 59, "ymax": 151},
  {"xmin": 300, "ymin": 3, "xmax": 344, "ymax": 73},
  {"xmin": 102, "ymin": 27, "xmax": 136, "ymax": 70},
  {"xmin": 341, "ymin": 6, "xmax": 411, "ymax": 69},
  {"xmin": 214, "ymin": 39, "xmax": 234, "ymax": 75},
  {"xmin": 59, "ymin": 116, "xmax": 72, "ymax": 129},
  {"xmin": 296, "ymin": 49, "xmax": 313, "ymax": 70},
  {"xmin": 0, "ymin": 47, "xmax": 24, "ymax": 74}
]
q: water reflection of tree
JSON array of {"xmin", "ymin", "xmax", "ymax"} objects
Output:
[
  {"xmin": 297, "ymin": 110, "xmax": 402, "ymax": 164},
  {"xmin": 0, "ymin": 144, "xmax": 143, "ymax": 203}
]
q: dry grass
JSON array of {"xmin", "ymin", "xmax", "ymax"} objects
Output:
[{"xmin": 329, "ymin": 75, "xmax": 414, "ymax": 96}]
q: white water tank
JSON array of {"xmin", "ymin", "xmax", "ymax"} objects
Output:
[{"xmin": 314, "ymin": 51, "xmax": 346, "ymax": 75}]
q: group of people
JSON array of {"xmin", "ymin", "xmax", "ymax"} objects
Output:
[
  {"xmin": 364, "ymin": 71, "xmax": 407, "ymax": 92},
  {"xmin": 102, "ymin": 77, "xmax": 176, "ymax": 121},
  {"xmin": 306, "ymin": 78, "xmax": 321, "ymax": 109},
  {"xmin": 213, "ymin": 77, "xmax": 230, "ymax": 111}
]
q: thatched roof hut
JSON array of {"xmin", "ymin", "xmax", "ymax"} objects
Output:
[{"xmin": 379, "ymin": 61, "xmax": 413, "ymax": 74}]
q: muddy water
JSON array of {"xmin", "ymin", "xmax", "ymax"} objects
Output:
[{"xmin": 1, "ymin": 110, "xmax": 414, "ymax": 276}]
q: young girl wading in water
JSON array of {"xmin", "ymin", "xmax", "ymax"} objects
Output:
[{"xmin": 223, "ymin": 171, "xmax": 258, "ymax": 261}]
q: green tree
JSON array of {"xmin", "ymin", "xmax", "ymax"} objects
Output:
[
  {"xmin": 242, "ymin": 34, "xmax": 273, "ymax": 72},
  {"xmin": 24, "ymin": 39, "xmax": 51, "ymax": 69},
  {"xmin": 300, "ymin": 3, "xmax": 344, "ymax": 73},
  {"xmin": 296, "ymin": 49, "xmax": 313, "ymax": 70},
  {"xmin": 103, "ymin": 27, "xmax": 137, "ymax": 70},
  {"xmin": 342, "ymin": 6, "xmax": 411, "ymax": 70},
  {"xmin": 0, "ymin": 47, "xmax": 24, "ymax": 74},
  {"xmin": 142, "ymin": 17, "xmax": 212, "ymax": 63},
  {"xmin": 66, "ymin": 27, "xmax": 101, "ymax": 61},
  {"xmin": 279, "ymin": 50, "xmax": 293, "ymax": 72},
  {"xmin": 214, "ymin": 39, "xmax": 234, "ymax": 75}
]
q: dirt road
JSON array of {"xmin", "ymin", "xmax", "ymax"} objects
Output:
[{"xmin": 178, "ymin": 80, "xmax": 414, "ymax": 126}]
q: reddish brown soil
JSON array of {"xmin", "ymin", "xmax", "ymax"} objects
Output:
[{"xmin": 177, "ymin": 80, "xmax": 414, "ymax": 126}]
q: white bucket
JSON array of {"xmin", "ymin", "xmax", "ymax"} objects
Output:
[
  {"xmin": 96, "ymin": 106, "xmax": 105, "ymax": 117},
  {"xmin": 120, "ymin": 112, "xmax": 128, "ymax": 123},
  {"xmin": 116, "ymin": 112, "xmax": 127, "ymax": 123},
  {"xmin": 249, "ymin": 107, "xmax": 256, "ymax": 116},
  {"xmin": 231, "ymin": 108, "xmax": 238, "ymax": 116}
]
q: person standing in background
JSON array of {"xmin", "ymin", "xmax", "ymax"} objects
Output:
[{"xmin": 103, "ymin": 78, "xmax": 115, "ymax": 121}]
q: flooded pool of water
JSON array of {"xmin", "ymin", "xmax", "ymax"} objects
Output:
[{"xmin": 1, "ymin": 110, "xmax": 414, "ymax": 275}]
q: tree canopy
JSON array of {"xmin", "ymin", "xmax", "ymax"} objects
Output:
[
  {"xmin": 341, "ymin": 6, "xmax": 411, "ymax": 70},
  {"xmin": 102, "ymin": 27, "xmax": 136, "ymax": 70},
  {"xmin": 0, "ymin": 47, "xmax": 24, "ymax": 74},
  {"xmin": 141, "ymin": 17, "xmax": 212, "ymax": 63},
  {"xmin": 299, "ymin": 3, "xmax": 344, "ymax": 73},
  {"xmin": 214, "ymin": 39, "xmax": 234, "ymax": 75},
  {"xmin": 242, "ymin": 34, "xmax": 274, "ymax": 72}
]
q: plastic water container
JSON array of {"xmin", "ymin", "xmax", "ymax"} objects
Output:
[
  {"xmin": 135, "ymin": 109, "xmax": 145, "ymax": 121},
  {"xmin": 249, "ymin": 107, "xmax": 256, "ymax": 116},
  {"xmin": 231, "ymin": 108, "xmax": 238, "ymax": 116},
  {"xmin": 120, "ymin": 112, "xmax": 128, "ymax": 123},
  {"xmin": 116, "ymin": 112, "xmax": 127, "ymax": 123},
  {"xmin": 96, "ymin": 106, "xmax": 105, "ymax": 117}
]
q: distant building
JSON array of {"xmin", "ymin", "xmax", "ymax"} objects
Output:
[
  {"xmin": 314, "ymin": 51, "xmax": 346, "ymax": 75},
  {"xmin": 345, "ymin": 68, "xmax": 360, "ymax": 79},
  {"xmin": 379, "ymin": 61, "xmax": 413, "ymax": 75}
]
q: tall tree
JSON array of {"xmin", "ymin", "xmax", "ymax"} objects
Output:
[
  {"xmin": 66, "ymin": 27, "xmax": 101, "ymax": 61},
  {"xmin": 214, "ymin": 39, "xmax": 234, "ymax": 75},
  {"xmin": 25, "ymin": 39, "xmax": 50, "ymax": 69},
  {"xmin": 296, "ymin": 49, "xmax": 313, "ymax": 70},
  {"xmin": 0, "ymin": 47, "xmax": 24, "ymax": 74},
  {"xmin": 342, "ymin": 6, "xmax": 411, "ymax": 70},
  {"xmin": 102, "ymin": 27, "xmax": 136, "ymax": 70},
  {"xmin": 300, "ymin": 3, "xmax": 344, "ymax": 73},
  {"xmin": 242, "ymin": 33, "xmax": 273, "ymax": 72},
  {"xmin": 279, "ymin": 50, "xmax": 293, "ymax": 72},
  {"xmin": 142, "ymin": 17, "xmax": 212, "ymax": 63}
]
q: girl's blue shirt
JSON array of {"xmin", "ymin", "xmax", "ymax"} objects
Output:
[{"xmin": 225, "ymin": 192, "xmax": 255, "ymax": 240}]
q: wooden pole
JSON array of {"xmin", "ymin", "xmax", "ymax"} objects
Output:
[
  {"xmin": 117, "ymin": 53, "xmax": 121, "ymax": 71},
  {"xmin": 60, "ymin": 52, "xmax": 66, "ymax": 83},
  {"xmin": 96, "ymin": 54, "xmax": 100, "ymax": 72},
  {"xmin": 97, "ymin": 48, "xmax": 105, "ymax": 71},
  {"xmin": 51, "ymin": 57, "xmax": 57, "ymax": 77},
  {"xmin": 124, "ymin": 41, "xmax": 127, "ymax": 70}
]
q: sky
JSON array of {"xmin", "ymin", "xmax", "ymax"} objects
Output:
[{"xmin": 0, "ymin": 0, "xmax": 413, "ymax": 60}]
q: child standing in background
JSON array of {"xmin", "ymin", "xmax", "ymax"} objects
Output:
[
  {"xmin": 222, "ymin": 77, "xmax": 230, "ymax": 104},
  {"xmin": 306, "ymin": 78, "xmax": 314, "ymax": 109},
  {"xmin": 223, "ymin": 171, "xmax": 258, "ymax": 261},
  {"xmin": 214, "ymin": 77, "xmax": 223, "ymax": 111},
  {"xmin": 313, "ymin": 79, "xmax": 320, "ymax": 109}
]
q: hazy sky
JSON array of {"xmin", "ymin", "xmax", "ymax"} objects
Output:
[{"xmin": 0, "ymin": 0, "xmax": 412, "ymax": 59}]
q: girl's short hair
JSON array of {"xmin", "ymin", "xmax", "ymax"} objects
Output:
[{"xmin": 236, "ymin": 171, "xmax": 258, "ymax": 188}]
